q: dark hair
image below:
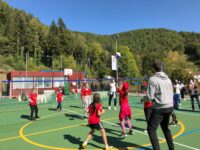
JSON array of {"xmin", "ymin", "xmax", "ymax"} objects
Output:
[
  {"xmin": 90, "ymin": 93, "xmax": 101, "ymax": 114},
  {"xmin": 152, "ymin": 60, "xmax": 162, "ymax": 72}
]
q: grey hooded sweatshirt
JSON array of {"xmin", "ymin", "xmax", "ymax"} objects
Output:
[{"xmin": 147, "ymin": 72, "xmax": 173, "ymax": 109}]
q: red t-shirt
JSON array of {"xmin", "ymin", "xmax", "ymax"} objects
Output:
[
  {"xmin": 88, "ymin": 103, "xmax": 102, "ymax": 124},
  {"xmin": 118, "ymin": 88, "xmax": 128, "ymax": 105},
  {"xmin": 56, "ymin": 92, "xmax": 63, "ymax": 102},
  {"xmin": 83, "ymin": 88, "xmax": 92, "ymax": 96},
  {"xmin": 29, "ymin": 93, "xmax": 37, "ymax": 106},
  {"xmin": 81, "ymin": 87, "xmax": 85, "ymax": 96},
  {"xmin": 144, "ymin": 101, "xmax": 153, "ymax": 108},
  {"xmin": 74, "ymin": 88, "xmax": 78, "ymax": 94}
]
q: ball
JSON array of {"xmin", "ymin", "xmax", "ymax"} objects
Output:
[{"xmin": 115, "ymin": 52, "xmax": 121, "ymax": 59}]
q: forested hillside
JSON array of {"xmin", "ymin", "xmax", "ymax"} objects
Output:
[{"xmin": 0, "ymin": 0, "xmax": 199, "ymax": 80}]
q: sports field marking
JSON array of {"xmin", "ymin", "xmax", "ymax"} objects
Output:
[
  {"xmin": 2, "ymin": 105, "xmax": 198, "ymax": 150},
  {"xmin": 103, "ymin": 119, "xmax": 199, "ymax": 150},
  {"xmin": 179, "ymin": 128, "xmax": 200, "ymax": 137},
  {"xmin": 0, "ymin": 108, "xmax": 142, "ymax": 143},
  {"xmin": 19, "ymin": 112, "xmax": 141, "ymax": 150},
  {"xmin": 63, "ymin": 109, "xmax": 200, "ymax": 150},
  {"xmin": 0, "ymin": 110, "xmax": 69, "ymax": 142},
  {"xmin": 18, "ymin": 108, "xmax": 188, "ymax": 150},
  {"xmin": 175, "ymin": 110, "xmax": 200, "ymax": 117}
]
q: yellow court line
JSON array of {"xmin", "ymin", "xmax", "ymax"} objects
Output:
[
  {"xmin": 19, "ymin": 110, "xmax": 185, "ymax": 150},
  {"xmin": 23, "ymin": 113, "xmax": 144, "ymax": 138},
  {"xmin": 0, "ymin": 111, "xmax": 144, "ymax": 143},
  {"xmin": 19, "ymin": 115, "xmax": 136, "ymax": 150},
  {"xmin": 141, "ymin": 120, "xmax": 185, "ymax": 148},
  {"xmin": 0, "ymin": 112, "xmax": 66, "ymax": 142}
]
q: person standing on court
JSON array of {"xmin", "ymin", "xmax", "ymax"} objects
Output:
[
  {"xmin": 29, "ymin": 88, "xmax": 39, "ymax": 120},
  {"xmin": 56, "ymin": 88, "xmax": 64, "ymax": 111},
  {"xmin": 108, "ymin": 79, "xmax": 117, "ymax": 110},
  {"xmin": 143, "ymin": 60, "xmax": 174, "ymax": 150},
  {"xmin": 82, "ymin": 84, "xmax": 92, "ymax": 120},
  {"xmin": 174, "ymin": 80, "xmax": 181, "ymax": 107}
]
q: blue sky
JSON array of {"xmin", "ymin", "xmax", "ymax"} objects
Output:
[{"xmin": 4, "ymin": 0, "xmax": 200, "ymax": 35}]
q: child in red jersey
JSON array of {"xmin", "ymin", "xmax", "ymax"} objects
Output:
[
  {"xmin": 56, "ymin": 88, "xmax": 64, "ymax": 111},
  {"xmin": 82, "ymin": 84, "xmax": 92, "ymax": 120},
  {"xmin": 117, "ymin": 81, "xmax": 134, "ymax": 138},
  {"xmin": 82, "ymin": 93, "xmax": 113, "ymax": 150},
  {"xmin": 29, "ymin": 89, "xmax": 39, "ymax": 120}
]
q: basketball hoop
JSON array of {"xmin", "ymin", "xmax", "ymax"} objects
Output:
[{"xmin": 64, "ymin": 69, "xmax": 73, "ymax": 76}]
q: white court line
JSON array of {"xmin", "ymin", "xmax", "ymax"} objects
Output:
[
  {"xmin": 59, "ymin": 105, "xmax": 200, "ymax": 150},
  {"xmin": 102, "ymin": 120, "xmax": 200, "ymax": 150},
  {"xmin": 175, "ymin": 110, "xmax": 200, "ymax": 117}
]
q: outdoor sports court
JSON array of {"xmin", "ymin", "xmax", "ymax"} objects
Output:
[{"xmin": 0, "ymin": 94, "xmax": 200, "ymax": 150}]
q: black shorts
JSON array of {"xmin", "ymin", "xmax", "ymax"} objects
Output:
[{"xmin": 89, "ymin": 122, "xmax": 104, "ymax": 130}]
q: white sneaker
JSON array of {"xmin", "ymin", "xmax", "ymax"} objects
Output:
[
  {"xmin": 143, "ymin": 130, "xmax": 147, "ymax": 133},
  {"xmin": 120, "ymin": 134, "xmax": 127, "ymax": 138},
  {"xmin": 105, "ymin": 145, "xmax": 113, "ymax": 150},
  {"xmin": 82, "ymin": 142, "xmax": 87, "ymax": 149},
  {"xmin": 114, "ymin": 107, "xmax": 117, "ymax": 110},
  {"xmin": 108, "ymin": 106, "xmax": 111, "ymax": 110}
]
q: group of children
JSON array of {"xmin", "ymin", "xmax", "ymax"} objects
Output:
[
  {"xmin": 81, "ymin": 81, "xmax": 134, "ymax": 149},
  {"xmin": 28, "ymin": 87, "xmax": 64, "ymax": 120},
  {"xmin": 27, "ymin": 81, "xmax": 140, "ymax": 149}
]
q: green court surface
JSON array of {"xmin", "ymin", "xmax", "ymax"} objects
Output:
[{"xmin": 0, "ymin": 95, "xmax": 200, "ymax": 150}]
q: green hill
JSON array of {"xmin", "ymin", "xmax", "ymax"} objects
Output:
[{"xmin": 0, "ymin": 0, "xmax": 199, "ymax": 80}]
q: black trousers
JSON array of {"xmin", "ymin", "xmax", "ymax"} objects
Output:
[
  {"xmin": 108, "ymin": 93, "xmax": 116, "ymax": 106},
  {"xmin": 180, "ymin": 89, "xmax": 185, "ymax": 99},
  {"xmin": 147, "ymin": 107, "xmax": 174, "ymax": 150},
  {"xmin": 30, "ymin": 105, "xmax": 38, "ymax": 118},
  {"xmin": 56, "ymin": 102, "xmax": 62, "ymax": 110},
  {"xmin": 190, "ymin": 95, "xmax": 200, "ymax": 110},
  {"xmin": 144, "ymin": 106, "xmax": 153, "ymax": 124}
]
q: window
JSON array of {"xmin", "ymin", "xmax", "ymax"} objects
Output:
[
  {"xmin": 53, "ymin": 77, "xmax": 65, "ymax": 87},
  {"xmin": 34, "ymin": 77, "xmax": 52, "ymax": 88},
  {"xmin": 34, "ymin": 77, "xmax": 43, "ymax": 88},
  {"xmin": 24, "ymin": 77, "xmax": 33, "ymax": 89},
  {"xmin": 44, "ymin": 77, "xmax": 52, "ymax": 88},
  {"xmin": 13, "ymin": 77, "xmax": 33, "ymax": 89}
]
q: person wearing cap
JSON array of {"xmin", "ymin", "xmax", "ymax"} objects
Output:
[
  {"xmin": 108, "ymin": 79, "xmax": 117, "ymax": 110},
  {"xmin": 116, "ymin": 81, "xmax": 134, "ymax": 138},
  {"xmin": 143, "ymin": 60, "xmax": 174, "ymax": 150}
]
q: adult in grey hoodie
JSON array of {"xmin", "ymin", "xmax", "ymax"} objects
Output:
[{"xmin": 146, "ymin": 61, "xmax": 174, "ymax": 150}]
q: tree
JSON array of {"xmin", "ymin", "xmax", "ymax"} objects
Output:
[
  {"xmin": 117, "ymin": 46, "xmax": 140, "ymax": 78},
  {"xmin": 62, "ymin": 55, "xmax": 77, "ymax": 70},
  {"xmin": 163, "ymin": 51, "xmax": 196, "ymax": 81}
]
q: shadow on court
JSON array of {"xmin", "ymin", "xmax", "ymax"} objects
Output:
[
  {"xmin": 48, "ymin": 108, "xmax": 57, "ymax": 111},
  {"xmin": 92, "ymin": 134, "xmax": 152, "ymax": 150},
  {"xmin": 20, "ymin": 114, "xmax": 30, "ymax": 120},
  {"xmin": 115, "ymin": 123, "xmax": 146, "ymax": 132},
  {"xmin": 63, "ymin": 134, "xmax": 103, "ymax": 149},
  {"xmin": 65, "ymin": 113, "xmax": 82, "ymax": 120},
  {"xmin": 134, "ymin": 118, "xmax": 146, "ymax": 122},
  {"xmin": 177, "ymin": 108, "xmax": 200, "ymax": 112},
  {"xmin": 70, "ymin": 105, "xmax": 83, "ymax": 109}
]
